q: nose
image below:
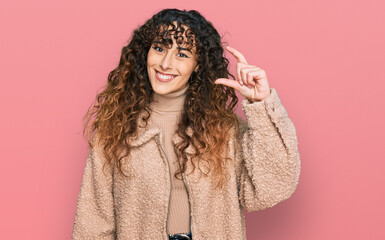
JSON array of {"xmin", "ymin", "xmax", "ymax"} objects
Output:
[{"xmin": 160, "ymin": 51, "xmax": 173, "ymax": 70}]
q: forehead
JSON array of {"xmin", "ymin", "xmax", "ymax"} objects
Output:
[{"xmin": 152, "ymin": 23, "xmax": 196, "ymax": 52}]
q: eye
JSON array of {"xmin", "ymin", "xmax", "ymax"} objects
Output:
[
  {"xmin": 177, "ymin": 52, "xmax": 189, "ymax": 58},
  {"xmin": 153, "ymin": 46, "xmax": 164, "ymax": 52}
]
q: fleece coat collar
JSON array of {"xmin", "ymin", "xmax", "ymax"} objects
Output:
[{"xmin": 129, "ymin": 111, "xmax": 196, "ymax": 154}]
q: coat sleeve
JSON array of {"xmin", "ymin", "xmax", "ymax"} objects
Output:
[
  {"xmin": 234, "ymin": 87, "xmax": 301, "ymax": 212},
  {"xmin": 72, "ymin": 134, "xmax": 116, "ymax": 239}
]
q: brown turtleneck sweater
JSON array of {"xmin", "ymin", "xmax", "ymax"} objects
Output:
[{"xmin": 148, "ymin": 84, "xmax": 190, "ymax": 235}]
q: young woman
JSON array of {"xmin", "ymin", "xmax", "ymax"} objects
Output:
[{"xmin": 72, "ymin": 8, "xmax": 301, "ymax": 240}]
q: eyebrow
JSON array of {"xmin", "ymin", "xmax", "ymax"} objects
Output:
[
  {"xmin": 177, "ymin": 47, "xmax": 192, "ymax": 53},
  {"xmin": 152, "ymin": 40, "xmax": 194, "ymax": 53}
]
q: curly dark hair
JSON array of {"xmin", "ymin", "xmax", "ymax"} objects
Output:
[{"xmin": 83, "ymin": 8, "xmax": 240, "ymax": 189}]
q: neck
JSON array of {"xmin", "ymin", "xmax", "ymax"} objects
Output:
[{"xmin": 149, "ymin": 84, "xmax": 189, "ymax": 112}]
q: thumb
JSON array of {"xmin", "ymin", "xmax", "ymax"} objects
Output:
[{"xmin": 214, "ymin": 78, "xmax": 240, "ymax": 90}]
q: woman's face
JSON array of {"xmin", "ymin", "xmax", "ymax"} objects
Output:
[{"xmin": 147, "ymin": 25, "xmax": 198, "ymax": 95}]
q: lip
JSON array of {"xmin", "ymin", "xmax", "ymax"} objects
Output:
[{"xmin": 155, "ymin": 69, "xmax": 177, "ymax": 82}]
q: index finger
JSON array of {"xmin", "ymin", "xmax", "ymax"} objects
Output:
[{"xmin": 226, "ymin": 46, "xmax": 248, "ymax": 64}]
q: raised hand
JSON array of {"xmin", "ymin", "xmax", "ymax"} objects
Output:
[{"xmin": 214, "ymin": 46, "xmax": 271, "ymax": 102}]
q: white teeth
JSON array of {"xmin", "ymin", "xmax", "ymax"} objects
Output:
[{"xmin": 156, "ymin": 71, "xmax": 175, "ymax": 80}]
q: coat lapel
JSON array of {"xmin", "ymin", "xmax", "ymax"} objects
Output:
[{"xmin": 128, "ymin": 111, "xmax": 160, "ymax": 147}]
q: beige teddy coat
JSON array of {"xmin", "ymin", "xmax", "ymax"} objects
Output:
[{"xmin": 72, "ymin": 87, "xmax": 301, "ymax": 240}]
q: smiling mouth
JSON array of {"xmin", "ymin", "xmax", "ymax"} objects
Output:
[{"xmin": 155, "ymin": 70, "xmax": 177, "ymax": 81}]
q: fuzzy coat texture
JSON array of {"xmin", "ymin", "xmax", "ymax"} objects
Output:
[{"xmin": 72, "ymin": 87, "xmax": 301, "ymax": 240}]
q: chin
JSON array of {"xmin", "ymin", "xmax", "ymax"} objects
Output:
[{"xmin": 151, "ymin": 84, "xmax": 171, "ymax": 95}]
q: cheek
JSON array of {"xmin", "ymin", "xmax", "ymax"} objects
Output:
[
  {"xmin": 181, "ymin": 62, "xmax": 196, "ymax": 75},
  {"xmin": 146, "ymin": 54, "xmax": 152, "ymax": 65},
  {"xmin": 147, "ymin": 50, "xmax": 156, "ymax": 65}
]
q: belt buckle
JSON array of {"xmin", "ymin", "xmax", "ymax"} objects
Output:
[{"xmin": 170, "ymin": 233, "xmax": 191, "ymax": 240}]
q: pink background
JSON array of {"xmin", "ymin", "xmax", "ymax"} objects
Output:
[{"xmin": 1, "ymin": 0, "xmax": 384, "ymax": 239}]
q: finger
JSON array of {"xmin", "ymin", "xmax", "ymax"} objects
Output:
[
  {"xmin": 246, "ymin": 70, "xmax": 264, "ymax": 87},
  {"xmin": 240, "ymin": 66, "xmax": 259, "ymax": 87},
  {"xmin": 214, "ymin": 78, "xmax": 241, "ymax": 91},
  {"xmin": 236, "ymin": 62, "xmax": 249, "ymax": 86},
  {"xmin": 236, "ymin": 62, "xmax": 243, "ymax": 86},
  {"xmin": 226, "ymin": 46, "xmax": 248, "ymax": 65}
]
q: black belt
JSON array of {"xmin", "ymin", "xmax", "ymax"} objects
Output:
[{"xmin": 168, "ymin": 232, "xmax": 192, "ymax": 240}]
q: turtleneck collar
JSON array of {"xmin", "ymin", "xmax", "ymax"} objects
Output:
[{"xmin": 149, "ymin": 83, "xmax": 189, "ymax": 112}]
